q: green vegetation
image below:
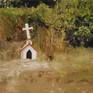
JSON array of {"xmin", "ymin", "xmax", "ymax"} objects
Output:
[
  {"xmin": 0, "ymin": 0, "xmax": 92, "ymax": 43},
  {"xmin": 0, "ymin": 0, "xmax": 56, "ymax": 8},
  {"xmin": 0, "ymin": 1, "xmax": 93, "ymax": 92},
  {"xmin": 0, "ymin": 0, "xmax": 93, "ymax": 59}
]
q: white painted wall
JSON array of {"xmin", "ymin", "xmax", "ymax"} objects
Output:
[{"xmin": 21, "ymin": 45, "xmax": 37, "ymax": 60}]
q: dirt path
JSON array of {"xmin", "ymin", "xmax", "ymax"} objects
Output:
[
  {"xmin": 1, "ymin": 60, "xmax": 93, "ymax": 93},
  {"xmin": 0, "ymin": 60, "xmax": 52, "ymax": 77},
  {"xmin": 0, "ymin": 60, "xmax": 63, "ymax": 93}
]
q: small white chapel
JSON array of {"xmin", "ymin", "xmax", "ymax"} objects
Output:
[{"xmin": 20, "ymin": 23, "xmax": 37, "ymax": 60}]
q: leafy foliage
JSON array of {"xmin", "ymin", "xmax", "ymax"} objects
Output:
[
  {"xmin": 74, "ymin": 26, "xmax": 93, "ymax": 46},
  {"xmin": 0, "ymin": 0, "xmax": 93, "ymax": 49}
]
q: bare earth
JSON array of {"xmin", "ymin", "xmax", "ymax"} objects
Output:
[{"xmin": 0, "ymin": 60, "xmax": 93, "ymax": 93}]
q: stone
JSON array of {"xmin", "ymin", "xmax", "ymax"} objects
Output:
[{"xmin": 20, "ymin": 40, "xmax": 37, "ymax": 60}]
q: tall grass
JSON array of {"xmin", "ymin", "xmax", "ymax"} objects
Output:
[
  {"xmin": 0, "ymin": 40, "xmax": 93, "ymax": 63},
  {"xmin": 0, "ymin": 41, "xmax": 21, "ymax": 61}
]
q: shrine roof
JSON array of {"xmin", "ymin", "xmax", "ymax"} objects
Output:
[{"xmin": 20, "ymin": 40, "xmax": 37, "ymax": 52}]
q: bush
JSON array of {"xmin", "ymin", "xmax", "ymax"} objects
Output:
[{"xmin": 74, "ymin": 26, "xmax": 93, "ymax": 46}]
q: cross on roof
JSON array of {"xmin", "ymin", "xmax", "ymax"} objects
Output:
[{"xmin": 22, "ymin": 23, "xmax": 33, "ymax": 40}]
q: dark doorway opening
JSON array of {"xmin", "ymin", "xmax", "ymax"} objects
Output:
[{"xmin": 26, "ymin": 50, "xmax": 32, "ymax": 59}]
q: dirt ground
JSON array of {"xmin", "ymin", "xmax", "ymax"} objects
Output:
[{"xmin": 0, "ymin": 60, "xmax": 93, "ymax": 93}]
